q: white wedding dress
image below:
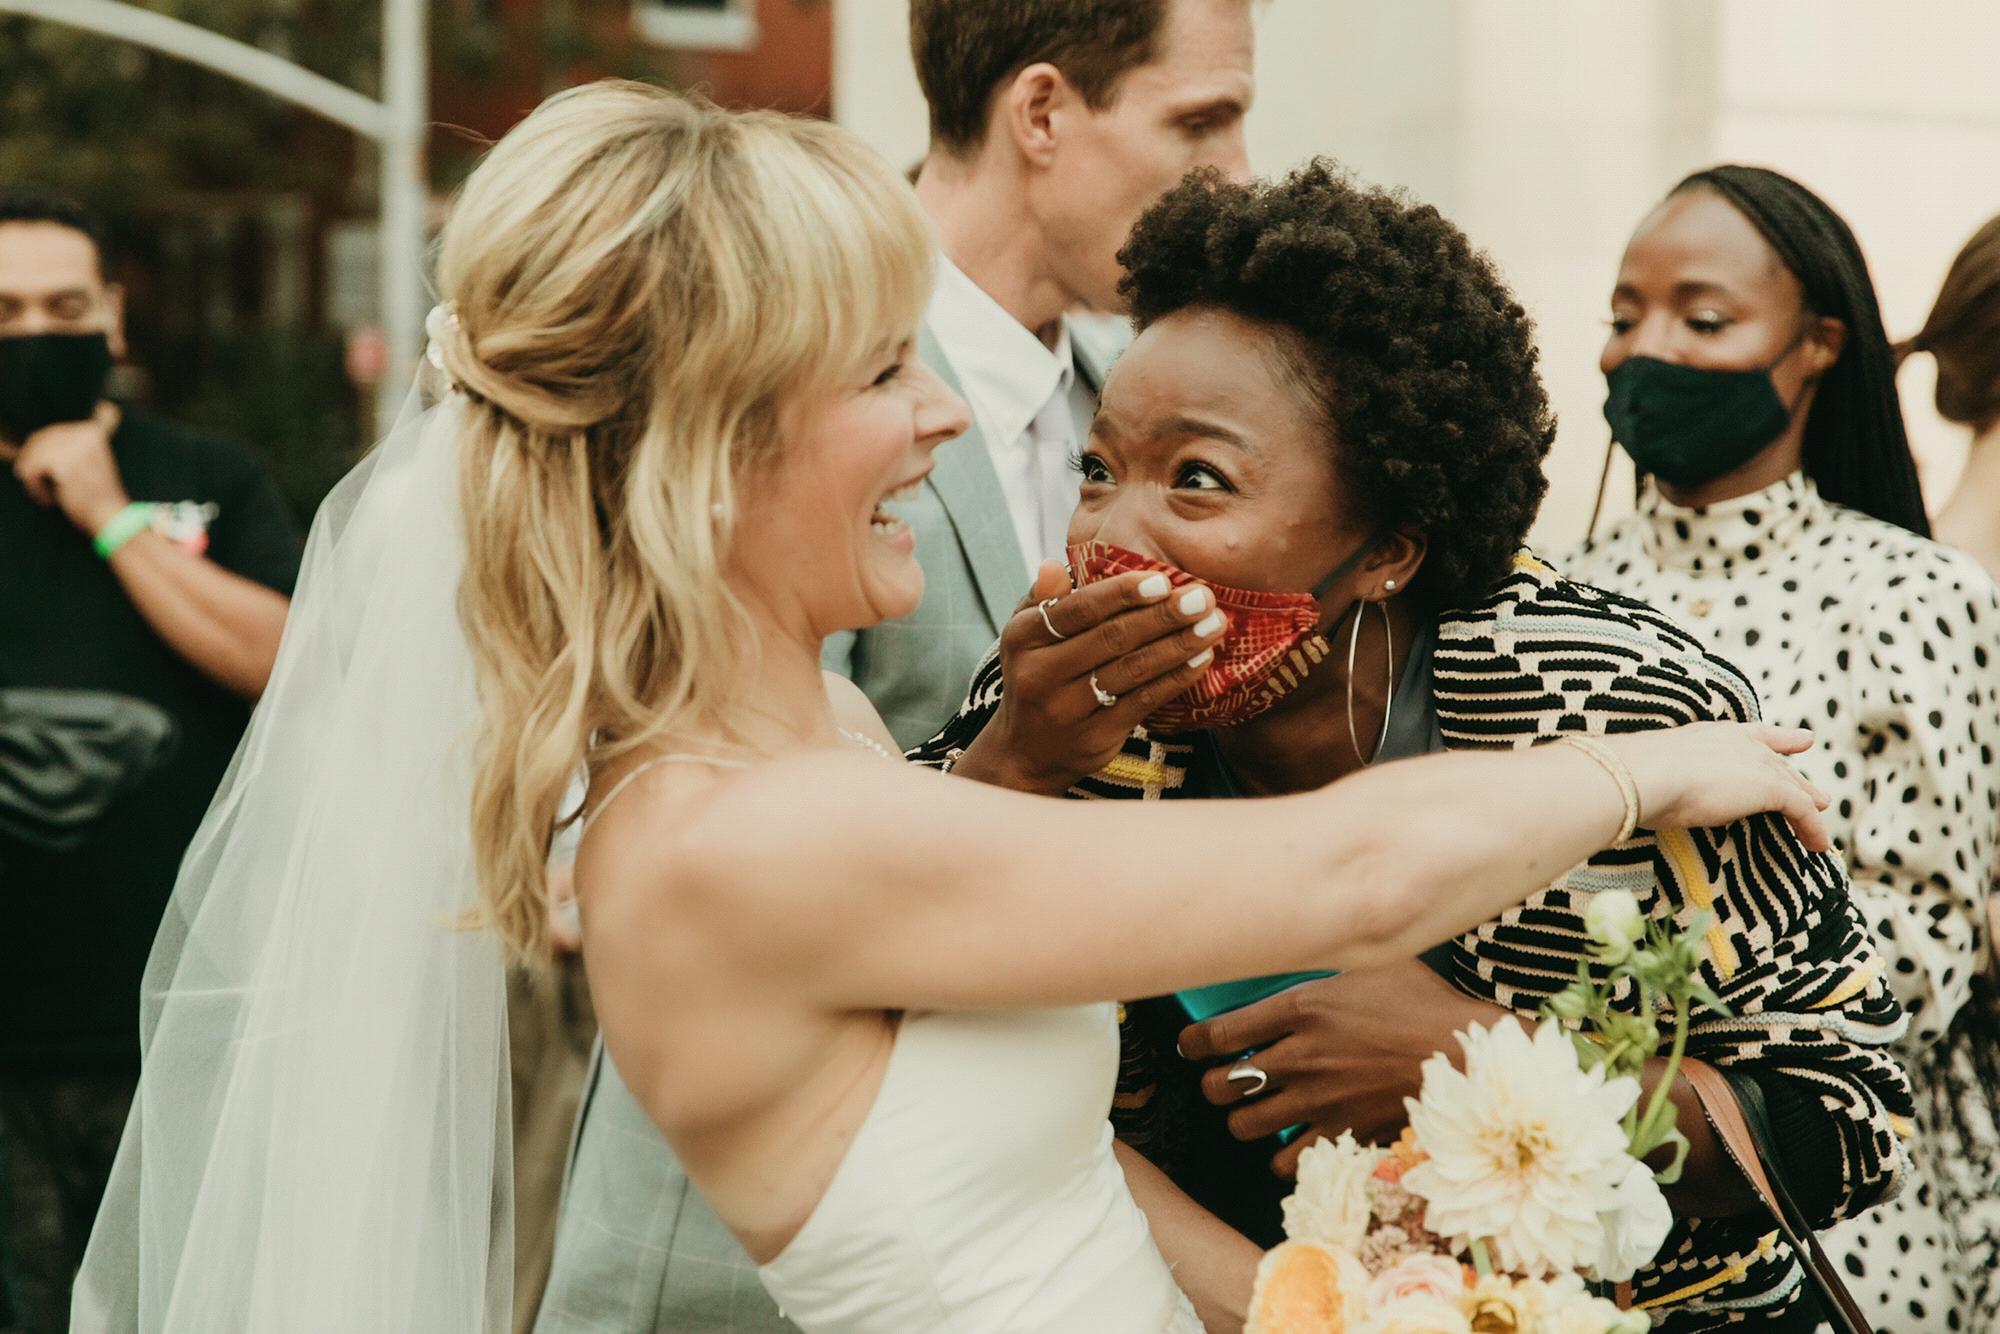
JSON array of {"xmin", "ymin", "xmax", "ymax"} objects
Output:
[
  {"xmin": 69, "ymin": 384, "xmax": 1206, "ymax": 1333},
  {"xmin": 758, "ymin": 1004, "xmax": 1203, "ymax": 1332}
]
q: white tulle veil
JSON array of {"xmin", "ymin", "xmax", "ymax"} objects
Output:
[{"xmin": 70, "ymin": 375, "xmax": 513, "ymax": 1332}]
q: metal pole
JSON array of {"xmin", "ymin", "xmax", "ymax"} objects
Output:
[
  {"xmin": 0, "ymin": 0, "xmax": 388, "ymax": 140},
  {"xmin": 377, "ymin": 0, "xmax": 429, "ymax": 436}
]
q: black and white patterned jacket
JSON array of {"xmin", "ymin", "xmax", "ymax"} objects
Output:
[{"xmin": 911, "ymin": 551, "xmax": 1913, "ymax": 1331}]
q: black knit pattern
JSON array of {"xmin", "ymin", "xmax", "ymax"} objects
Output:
[{"xmin": 910, "ymin": 553, "xmax": 1913, "ymax": 1330}]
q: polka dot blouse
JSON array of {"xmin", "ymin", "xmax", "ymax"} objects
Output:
[{"xmin": 1569, "ymin": 470, "xmax": 2000, "ymax": 1332}]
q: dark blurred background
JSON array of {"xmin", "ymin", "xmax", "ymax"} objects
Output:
[{"xmin": 0, "ymin": 0, "xmax": 831, "ymax": 524}]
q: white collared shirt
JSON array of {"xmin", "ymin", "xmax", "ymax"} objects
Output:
[{"xmin": 925, "ymin": 256, "xmax": 1098, "ymax": 573}]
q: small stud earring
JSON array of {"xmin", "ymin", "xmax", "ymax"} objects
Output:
[
  {"xmin": 1384, "ymin": 578, "xmax": 1398, "ymax": 592},
  {"xmin": 710, "ymin": 502, "xmax": 725, "ymax": 521}
]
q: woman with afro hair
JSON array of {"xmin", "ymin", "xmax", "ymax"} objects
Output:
[{"xmin": 912, "ymin": 162, "xmax": 1910, "ymax": 1331}]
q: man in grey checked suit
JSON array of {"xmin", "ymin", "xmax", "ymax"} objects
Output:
[{"xmin": 533, "ymin": 2, "xmax": 1253, "ymax": 1328}]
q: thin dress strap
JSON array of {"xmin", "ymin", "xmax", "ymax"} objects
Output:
[{"xmin": 580, "ymin": 753, "xmax": 751, "ymax": 837}]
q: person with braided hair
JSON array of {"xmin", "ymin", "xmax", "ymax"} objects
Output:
[{"xmin": 1568, "ymin": 166, "xmax": 2000, "ymax": 1332}]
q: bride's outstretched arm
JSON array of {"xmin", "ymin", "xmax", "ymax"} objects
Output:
[
  {"xmin": 1115, "ymin": 1140, "xmax": 1259, "ymax": 1334},
  {"xmin": 588, "ymin": 721, "xmax": 1827, "ymax": 1014}
]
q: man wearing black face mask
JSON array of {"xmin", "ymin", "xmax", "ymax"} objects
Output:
[{"xmin": 0, "ymin": 189, "xmax": 300, "ymax": 1332}]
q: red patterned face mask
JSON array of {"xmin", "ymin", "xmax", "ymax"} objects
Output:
[{"xmin": 1066, "ymin": 537, "xmax": 1381, "ymax": 734}]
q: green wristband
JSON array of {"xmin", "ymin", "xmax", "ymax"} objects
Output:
[{"xmin": 93, "ymin": 502, "xmax": 155, "ymax": 559}]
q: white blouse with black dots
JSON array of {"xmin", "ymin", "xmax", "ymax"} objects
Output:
[{"xmin": 1569, "ymin": 471, "xmax": 2000, "ymax": 1334}]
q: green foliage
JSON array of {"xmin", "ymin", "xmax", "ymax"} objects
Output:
[
  {"xmin": 1543, "ymin": 900, "xmax": 1735, "ymax": 1187},
  {"xmin": 0, "ymin": 2, "xmax": 376, "ymax": 213}
]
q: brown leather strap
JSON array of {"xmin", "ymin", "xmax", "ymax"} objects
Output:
[
  {"xmin": 1683, "ymin": 1060, "xmax": 1784, "ymax": 1211},
  {"xmin": 1682, "ymin": 1061, "xmax": 1873, "ymax": 1334}
]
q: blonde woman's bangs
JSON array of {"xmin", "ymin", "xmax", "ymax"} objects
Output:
[{"xmin": 733, "ymin": 116, "xmax": 936, "ymax": 396}]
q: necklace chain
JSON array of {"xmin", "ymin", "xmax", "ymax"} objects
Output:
[{"xmin": 838, "ymin": 727, "xmax": 901, "ymax": 763}]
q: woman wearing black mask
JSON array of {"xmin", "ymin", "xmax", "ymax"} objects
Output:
[{"xmin": 1567, "ymin": 165, "xmax": 2000, "ymax": 1334}]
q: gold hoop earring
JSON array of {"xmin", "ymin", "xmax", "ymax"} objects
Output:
[{"xmin": 1345, "ymin": 599, "xmax": 1395, "ymax": 767}]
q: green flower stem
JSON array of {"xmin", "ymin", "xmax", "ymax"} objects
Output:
[
  {"xmin": 1634, "ymin": 992, "xmax": 1692, "ymax": 1157},
  {"xmin": 1469, "ymin": 1237, "xmax": 1494, "ymax": 1277},
  {"xmin": 1620, "ymin": 974, "xmax": 1658, "ymax": 1139}
]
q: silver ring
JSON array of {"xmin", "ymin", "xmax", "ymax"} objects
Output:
[
  {"xmin": 1037, "ymin": 597, "xmax": 1068, "ymax": 641},
  {"xmin": 1090, "ymin": 673, "xmax": 1118, "ymax": 708},
  {"xmin": 1226, "ymin": 1057, "xmax": 1270, "ymax": 1098}
]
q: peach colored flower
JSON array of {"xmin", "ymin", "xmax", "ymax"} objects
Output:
[
  {"xmin": 1245, "ymin": 1242, "xmax": 1372, "ymax": 1334},
  {"xmin": 1366, "ymin": 1253, "xmax": 1470, "ymax": 1310}
]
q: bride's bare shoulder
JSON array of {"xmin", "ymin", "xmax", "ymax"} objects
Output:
[{"xmin": 577, "ymin": 748, "xmax": 914, "ymax": 932}]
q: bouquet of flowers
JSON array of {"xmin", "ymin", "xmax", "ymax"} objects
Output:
[{"xmin": 1245, "ymin": 890, "xmax": 1727, "ymax": 1333}]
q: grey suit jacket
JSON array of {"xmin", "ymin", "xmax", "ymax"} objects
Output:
[
  {"xmin": 533, "ymin": 1043, "xmax": 793, "ymax": 1334},
  {"xmin": 532, "ymin": 316, "xmax": 1124, "ymax": 1334}
]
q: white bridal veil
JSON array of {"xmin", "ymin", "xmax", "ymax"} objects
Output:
[{"xmin": 70, "ymin": 380, "xmax": 514, "ymax": 1332}]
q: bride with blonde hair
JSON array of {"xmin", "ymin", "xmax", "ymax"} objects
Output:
[{"xmin": 74, "ymin": 82, "xmax": 1832, "ymax": 1332}]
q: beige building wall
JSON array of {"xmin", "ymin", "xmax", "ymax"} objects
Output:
[{"xmin": 833, "ymin": 0, "xmax": 2000, "ymax": 548}]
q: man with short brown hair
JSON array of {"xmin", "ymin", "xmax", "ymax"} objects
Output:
[
  {"xmin": 910, "ymin": 0, "xmax": 1252, "ymax": 324},
  {"xmin": 828, "ymin": 0, "xmax": 1253, "ymax": 747}
]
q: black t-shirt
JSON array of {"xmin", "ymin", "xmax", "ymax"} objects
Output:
[{"xmin": 0, "ymin": 408, "xmax": 301, "ymax": 1070}]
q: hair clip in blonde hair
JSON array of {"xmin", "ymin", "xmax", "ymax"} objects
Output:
[{"xmin": 424, "ymin": 302, "xmax": 463, "ymax": 377}]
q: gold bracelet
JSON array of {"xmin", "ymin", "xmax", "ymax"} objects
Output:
[{"xmin": 1557, "ymin": 733, "xmax": 1639, "ymax": 844}]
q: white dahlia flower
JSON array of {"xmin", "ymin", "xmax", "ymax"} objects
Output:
[
  {"xmin": 1596, "ymin": 1156, "xmax": 1673, "ymax": 1283},
  {"xmin": 1402, "ymin": 1018, "xmax": 1648, "ymax": 1277},
  {"xmin": 1282, "ymin": 1130, "xmax": 1387, "ymax": 1253}
]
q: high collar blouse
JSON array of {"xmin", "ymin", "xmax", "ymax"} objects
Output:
[{"xmin": 1567, "ymin": 472, "xmax": 2000, "ymax": 1053}]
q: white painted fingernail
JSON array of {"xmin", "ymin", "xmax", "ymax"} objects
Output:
[
  {"xmin": 1138, "ymin": 573, "xmax": 1171, "ymax": 600},
  {"xmin": 1178, "ymin": 588, "xmax": 1209, "ymax": 616},
  {"xmin": 1188, "ymin": 648, "xmax": 1214, "ymax": 669},
  {"xmin": 1193, "ymin": 611, "xmax": 1225, "ymax": 638}
]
